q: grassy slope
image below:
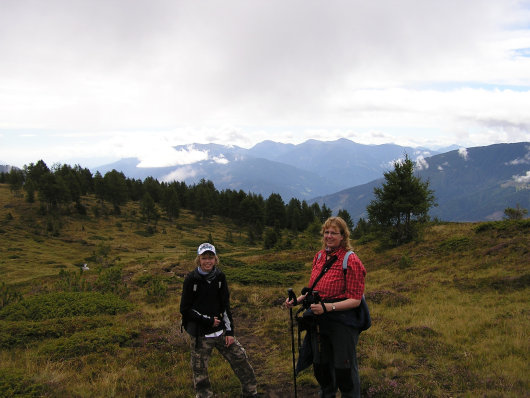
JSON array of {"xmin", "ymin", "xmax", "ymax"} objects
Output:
[{"xmin": 0, "ymin": 184, "xmax": 528, "ymax": 397}]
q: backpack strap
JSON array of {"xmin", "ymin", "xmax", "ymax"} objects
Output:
[
  {"xmin": 342, "ymin": 250, "xmax": 354, "ymax": 277},
  {"xmin": 343, "ymin": 250, "xmax": 367, "ymax": 305},
  {"xmin": 316, "ymin": 250, "xmax": 352, "ymax": 278},
  {"xmin": 191, "ymin": 279, "xmax": 223, "ymax": 301}
]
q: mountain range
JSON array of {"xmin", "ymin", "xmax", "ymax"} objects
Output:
[
  {"xmin": 312, "ymin": 142, "xmax": 530, "ymax": 222},
  {"xmin": 95, "ymin": 139, "xmax": 438, "ymax": 201},
  {"xmin": 96, "ymin": 139, "xmax": 529, "ymax": 222},
  {"xmin": 3, "ymin": 139, "xmax": 527, "ymax": 222}
]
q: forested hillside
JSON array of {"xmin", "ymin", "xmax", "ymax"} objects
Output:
[
  {"xmin": 0, "ymin": 180, "xmax": 528, "ymax": 397},
  {"xmin": 312, "ymin": 142, "xmax": 530, "ymax": 222}
]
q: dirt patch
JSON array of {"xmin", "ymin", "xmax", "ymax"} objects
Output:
[{"xmin": 234, "ymin": 313, "xmax": 320, "ymax": 397}]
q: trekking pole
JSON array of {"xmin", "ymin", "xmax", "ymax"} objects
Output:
[{"xmin": 287, "ymin": 288, "xmax": 298, "ymax": 398}]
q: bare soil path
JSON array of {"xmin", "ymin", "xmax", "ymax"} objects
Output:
[{"xmin": 234, "ymin": 311, "xmax": 320, "ymax": 398}]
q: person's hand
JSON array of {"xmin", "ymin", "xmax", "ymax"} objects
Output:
[
  {"xmin": 284, "ymin": 297, "xmax": 295, "ymax": 308},
  {"xmin": 310, "ymin": 303, "xmax": 325, "ymax": 315},
  {"xmin": 225, "ymin": 335, "xmax": 235, "ymax": 347},
  {"xmin": 284, "ymin": 294, "xmax": 306, "ymax": 308},
  {"xmin": 212, "ymin": 316, "xmax": 221, "ymax": 327}
]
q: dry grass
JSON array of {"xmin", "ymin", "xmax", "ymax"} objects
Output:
[{"xmin": 1, "ymin": 183, "xmax": 529, "ymax": 397}]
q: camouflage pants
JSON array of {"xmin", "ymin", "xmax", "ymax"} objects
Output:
[{"xmin": 190, "ymin": 333, "xmax": 257, "ymax": 398}]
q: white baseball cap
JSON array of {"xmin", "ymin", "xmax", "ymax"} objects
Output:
[{"xmin": 197, "ymin": 242, "xmax": 216, "ymax": 255}]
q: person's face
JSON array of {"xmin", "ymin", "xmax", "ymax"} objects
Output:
[
  {"xmin": 199, "ymin": 252, "xmax": 216, "ymax": 272},
  {"xmin": 323, "ymin": 224, "xmax": 343, "ymax": 250}
]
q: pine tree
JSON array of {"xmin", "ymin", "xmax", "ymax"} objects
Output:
[
  {"xmin": 265, "ymin": 193, "xmax": 286, "ymax": 228},
  {"xmin": 367, "ymin": 154, "xmax": 436, "ymax": 246},
  {"xmin": 337, "ymin": 209, "xmax": 354, "ymax": 231},
  {"xmin": 140, "ymin": 192, "xmax": 159, "ymax": 230}
]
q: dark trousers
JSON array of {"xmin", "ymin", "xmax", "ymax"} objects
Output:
[{"xmin": 313, "ymin": 322, "xmax": 360, "ymax": 398}]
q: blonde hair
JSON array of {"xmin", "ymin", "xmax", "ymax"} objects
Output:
[
  {"xmin": 320, "ymin": 216, "xmax": 353, "ymax": 251},
  {"xmin": 194, "ymin": 253, "xmax": 219, "ymax": 267}
]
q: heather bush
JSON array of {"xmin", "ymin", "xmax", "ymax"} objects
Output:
[
  {"xmin": 145, "ymin": 277, "xmax": 168, "ymax": 302},
  {"xmin": 38, "ymin": 326, "xmax": 137, "ymax": 359},
  {"xmin": 0, "ymin": 316, "xmax": 113, "ymax": 348},
  {"xmin": 0, "ymin": 369, "xmax": 47, "ymax": 397},
  {"xmin": 0, "ymin": 292, "xmax": 131, "ymax": 321}
]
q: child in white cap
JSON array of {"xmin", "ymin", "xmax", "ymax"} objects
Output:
[{"xmin": 180, "ymin": 243, "xmax": 259, "ymax": 398}]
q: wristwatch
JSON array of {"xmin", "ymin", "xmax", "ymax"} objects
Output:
[{"xmin": 331, "ymin": 304, "xmax": 336, "ymax": 311}]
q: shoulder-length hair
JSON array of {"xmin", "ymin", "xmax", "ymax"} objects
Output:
[
  {"xmin": 194, "ymin": 253, "xmax": 220, "ymax": 267},
  {"xmin": 320, "ymin": 216, "xmax": 353, "ymax": 251}
]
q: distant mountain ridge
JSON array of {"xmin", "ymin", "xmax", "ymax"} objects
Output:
[
  {"xmin": 95, "ymin": 139, "xmax": 437, "ymax": 201},
  {"xmin": 3, "ymin": 140, "xmax": 527, "ymax": 222},
  {"xmin": 0, "ymin": 165, "xmax": 14, "ymax": 173},
  {"xmin": 251, "ymin": 138, "xmax": 437, "ymax": 188},
  {"xmin": 311, "ymin": 142, "xmax": 530, "ymax": 222}
]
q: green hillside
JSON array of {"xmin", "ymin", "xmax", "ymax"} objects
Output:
[{"xmin": 0, "ymin": 183, "xmax": 528, "ymax": 397}]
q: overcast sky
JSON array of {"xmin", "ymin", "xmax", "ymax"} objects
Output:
[{"xmin": 1, "ymin": 0, "xmax": 530, "ymax": 168}]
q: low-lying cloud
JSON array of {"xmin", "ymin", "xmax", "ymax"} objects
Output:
[
  {"xmin": 458, "ymin": 148, "xmax": 469, "ymax": 160},
  {"xmin": 161, "ymin": 165, "xmax": 198, "ymax": 182},
  {"xmin": 513, "ymin": 171, "xmax": 530, "ymax": 184}
]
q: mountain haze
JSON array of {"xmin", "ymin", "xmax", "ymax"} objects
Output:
[
  {"xmin": 250, "ymin": 138, "xmax": 437, "ymax": 188},
  {"xmin": 95, "ymin": 140, "xmax": 529, "ymax": 221},
  {"xmin": 96, "ymin": 139, "xmax": 436, "ymax": 200},
  {"xmin": 312, "ymin": 142, "xmax": 530, "ymax": 222}
]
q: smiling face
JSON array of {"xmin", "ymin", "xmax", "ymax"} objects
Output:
[
  {"xmin": 199, "ymin": 252, "xmax": 217, "ymax": 273},
  {"xmin": 323, "ymin": 224, "xmax": 344, "ymax": 250}
]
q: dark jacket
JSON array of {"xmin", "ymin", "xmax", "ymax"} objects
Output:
[{"xmin": 180, "ymin": 267, "xmax": 235, "ymax": 337}]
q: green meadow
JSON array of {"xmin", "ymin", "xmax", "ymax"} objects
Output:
[{"xmin": 0, "ymin": 183, "xmax": 528, "ymax": 397}]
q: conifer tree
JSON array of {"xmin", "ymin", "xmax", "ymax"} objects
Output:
[
  {"xmin": 140, "ymin": 192, "xmax": 159, "ymax": 229},
  {"xmin": 265, "ymin": 193, "xmax": 286, "ymax": 228},
  {"xmin": 367, "ymin": 154, "xmax": 436, "ymax": 245},
  {"xmin": 337, "ymin": 209, "xmax": 354, "ymax": 231}
]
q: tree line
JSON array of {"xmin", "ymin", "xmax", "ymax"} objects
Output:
[
  {"xmin": 1, "ymin": 156, "xmax": 451, "ymax": 247},
  {"xmin": 0, "ymin": 160, "xmax": 348, "ymax": 244}
]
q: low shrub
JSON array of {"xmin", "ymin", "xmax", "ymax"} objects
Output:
[
  {"xmin": 134, "ymin": 273, "xmax": 153, "ymax": 287},
  {"xmin": 145, "ymin": 278, "xmax": 168, "ymax": 302},
  {"xmin": 95, "ymin": 266, "xmax": 130, "ymax": 297},
  {"xmin": 474, "ymin": 219, "xmax": 530, "ymax": 233},
  {"xmin": 398, "ymin": 255, "xmax": 413, "ymax": 269},
  {"xmin": 254, "ymin": 260, "xmax": 305, "ymax": 272},
  {"xmin": 0, "ymin": 292, "xmax": 132, "ymax": 321},
  {"xmin": 0, "ymin": 369, "xmax": 47, "ymax": 397},
  {"xmin": 438, "ymin": 236, "xmax": 471, "ymax": 252},
  {"xmin": 221, "ymin": 257, "xmax": 248, "ymax": 268},
  {"xmin": 38, "ymin": 326, "xmax": 137, "ymax": 359},
  {"xmin": 0, "ymin": 316, "xmax": 114, "ymax": 348},
  {"xmin": 0, "ymin": 282, "xmax": 22, "ymax": 310},
  {"xmin": 54, "ymin": 269, "xmax": 91, "ymax": 292},
  {"xmin": 224, "ymin": 267, "xmax": 295, "ymax": 286}
]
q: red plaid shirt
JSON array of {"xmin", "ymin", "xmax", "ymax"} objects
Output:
[{"xmin": 308, "ymin": 247, "xmax": 366, "ymax": 301}]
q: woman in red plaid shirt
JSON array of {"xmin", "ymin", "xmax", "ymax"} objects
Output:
[{"xmin": 286, "ymin": 216, "xmax": 366, "ymax": 398}]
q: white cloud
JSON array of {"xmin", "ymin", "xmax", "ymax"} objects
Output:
[
  {"xmin": 161, "ymin": 166, "xmax": 198, "ymax": 182},
  {"xmin": 0, "ymin": 0, "xmax": 529, "ymax": 167},
  {"xmin": 415, "ymin": 156, "xmax": 429, "ymax": 170},
  {"xmin": 513, "ymin": 171, "xmax": 530, "ymax": 184},
  {"xmin": 458, "ymin": 148, "xmax": 469, "ymax": 160},
  {"xmin": 212, "ymin": 155, "xmax": 229, "ymax": 165},
  {"xmin": 137, "ymin": 147, "xmax": 209, "ymax": 168},
  {"xmin": 506, "ymin": 146, "xmax": 530, "ymax": 165}
]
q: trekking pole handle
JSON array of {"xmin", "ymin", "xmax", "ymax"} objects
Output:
[{"xmin": 287, "ymin": 288, "xmax": 298, "ymax": 306}]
